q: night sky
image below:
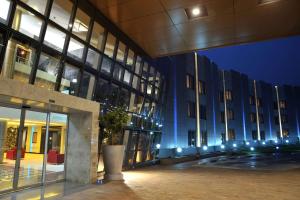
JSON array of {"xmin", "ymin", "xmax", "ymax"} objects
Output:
[{"xmin": 199, "ymin": 35, "xmax": 300, "ymax": 86}]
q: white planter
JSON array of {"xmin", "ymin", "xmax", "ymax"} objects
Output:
[{"xmin": 103, "ymin": 145, "xmax": 125, "ymax": 181}]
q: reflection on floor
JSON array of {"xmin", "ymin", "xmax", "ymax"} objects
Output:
[{"xmin": 0, "ymin": 153, "xmax": 64, "ymax": 192}]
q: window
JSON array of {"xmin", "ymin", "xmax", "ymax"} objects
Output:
[
  {"xmin": 35, "ymin": 53, "xmax": 60, "ymax": 90},
  {"xmin": 252, "ymin": 130, "xmax": 258, "ymax": 140},
  {"xmin": 188, "ymin": 101, "xmax": 195, "ymax": 118},
  {"xmin": 72, "ymin": 8, "xmax": 90, "ymax": 41},
  {"xmin": 44, "ymin": 24, "xmax": 66, "ymax": 52},
  {"xmin": 90, "ymin": 22, "xmax": 105, "ymax": 50},
  {"xmin": 113, "ymin": 63, "xmax": 124, "ymax": 81},
  {"xmin": 283, "ymin": 129, "xmax": 289, "ymax": 137},
  {"xmin": 140, "ymin": 79, "xmax": 146, "ymax": 93},
  {"xmin": 60, "ymin": 64, "xmax": 80, "ymax": 95},
  {"xmin": 123, "ymin": 70, "xmax": 132, "ymax": 85},
  {"xmin": 188, "ymin": 130, "xmax": 196, "ymax": 147},
  {"xmin": 68, "ymin": 38, "xmax": 84, "ymax": 60},
  {"xmin": 21, "ymin": 0, "xmax": 47, "ymax": 14},
  {"xmin": 135, "ymin": 56, "xmax": 142, "ymax": 75},
  {"xmin": 221, "ymin": 112, "xmax": 225, "ymax": 123},
  {"xmin": 104, "ymin": 33, "xmax": 116, "ymax": 58},
  {"xmin": 86, "ymin": 48, "xmax": 100, "ymax": 70},
  {"xmin": 281, "ymin": 115, "xmax": 288, "ymax": 124},
  {"xmin": 126, "ymin": 49, "xmax": 134, "ymax": 68},
  {"xmin": 155, "ymin": 72, "xmax": 161, "ymax": 87},
  {"xmin": 225, "ymin": 90, "xmax": 232, "ymax": 101},
  {"xmin": 228, "ymin": 129, "xmax": 235, "ymax": 140},
  {"xmin": 257, "ymin": 98, "xmax": 263, "ymax": 107},
  {"xmin": 201, "ymin": 131, "xmax": 207, "ymax": 146},
  {"xmin": 147, "ymin": 84, "xmax": 153, "ymax": 96},
  {"xmin": 200, "ymin": 105, "xmax": 206, "ymax": 120},
  {"xmin": 259, "ymin": 114, "xmax": 264, "ymax": 123},
  {"xmin": 50, "ymin": 0, "xmax": 73, "ymax": 29},
  {"xmin": 100, "ymin": 56, "xmax": 112, "ymax": 74},
  {"xmin": 199, "ymin": 80, "xmax": 206, "ymax": 95},
  {"xmin": 12, "ymin": 6, "xmax": 43, "ymax": 40},
  {"xmin": 149, "ymin": 67, "xmax": 156, "ymax": 84},
  {"xmin": 142, "ymin": 62, "xmax": 148, "ymax": 79},
  {"xmin": 260, "ymin": 131, "xmax": 265, "ymax": 140},
  {"xmin": 250, "ymin": 113, "xmax": 256, "ymax": 123},
  {"xmin": 133, "ymin": 95, "xmax": 144, "ymax": 114},
  {"xmin": 1, "ymin": 39, "xmax": 36, "ymax": 83},
  {"xmin": 279, "ymin": 100, "xmax": 287, "ymax": 109},
  {"xmin": 116, "ymin": 41, "xmax": 126, "ymax": 63},
  {"xmin": 79, "ymin": 71, "xmax": 95, "ymax": 100},
  {"xmin": 0, "ymin": 0, "xmax": 11, "ymax": 23},
  {"xmin": 227, "ymin": 109, "xmax": 234, "ymax": 120},
  {"xmin": 186, "ymin": 74, "xmax": 194, "ymax": 89},
  {"xmin": 249, "ymin": 96, "xmax": 255, "ymax": 105},
  {"xmin": 132, "ymin": 75, "xmax": 140, "ymax": 90},
  {"xmin": 154, "ymin": 88, "xmax": 160, "ymax": 100},
  {"xmin": 94, "ymin": 78, "xmax": 110, "ymax": 103}
]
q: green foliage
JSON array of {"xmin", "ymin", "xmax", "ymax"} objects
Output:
[{"xmin": 99, "ymin": 106, "xmax": 129, "ymax": 145}]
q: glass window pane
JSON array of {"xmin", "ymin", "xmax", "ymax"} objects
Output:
[
  {"xmin": 135, "ymin": 56, "xmax": 142, "ymax": 75},
  {"xmin": 60, "ymin": 63, "xmax": 80, "ymax": 95},
  {"xmin": 79, "ymin": 71, "xmax": 95, "ymax": 100},
  {"xmin": 86, "ymin": 48, "xmax": 100, "ymax": 70},
  {"xmin": 126, "ymin": 49, "xmax": 134, "ymax": 68},
  {"xmin": 44, "ymin": 24, "xmax": 66, "ymax": 52},
  {"xmin": 134, "ymin": 95, "xmax": 144, "ymax": 114},
  {"xmin": 155, "ymin": 72, "xmax": 160, "ymax": 87},
  {"xmin": 12, "ymin": 6, "xmax": 43, "ymax": 40},
  {"xmin": 123, "ymin": 70, "xmax": 132, "ymax": 85},
  {"xmin": 113, "ymin": 64, "xmax": 124, "ymax": 81},
  {"xmin": 50, "ymin": 0, "xmax": 73, "ymax": 29},
  {"xmin": 104, "ymin": 33, "xmax": 116, "ymax": 58},
  {"xmin": 1, "ymin": 39, "xmax": 36, "ymax": 83},
  {"xmin": 116, "ymin": 41, "xmax": 126, "ymax": 63},
  {"xmin": 90, "ymin": 22, "xmax": 105, "ymax": 50},
  {"xmin": 35, "ymin": 53, "xmax": 60, "ymax": 90},
  {"xmin": 142, "ymin": 62, "xmax": 148, "ymax": 79},
  {"xmin": 0, "ymin": 0, "xmax": 11, "ymax": 23},
  {"xmin": 21, "ymin": 0, "xmax": 48, "ymax": 14},
  {"xmin": 100, "ymin": 56, "xmax": 112, "ymax": 75},
  {"xmin": 68, "ymin": 38, "xmax": 84, "ymax": 60},
  {"xmin": 140, "ymin": 79, "xmax": 146, "ymax": 93},
  {"xmin": 149, "ymin": 66, "xmax": 155, "ymax": 84},
  {"xmin": 132, "ymin": 75, "xmax": 139, "ymax": 90},
  {"xmin": 147, "ymin": 84, "xmax": 153, "ymax": 95},
  {"xmin": 72, "ymin": 8, "xmax": 90, "ymax": 41},
  {"xmin": 94, "ymin": 78, "xmax": 110, "ymax": 103}
]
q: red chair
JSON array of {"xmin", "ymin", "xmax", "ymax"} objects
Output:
[
  {"xmin": 6, "ymin": 147, "xmax": 25, "ymax": 160},
  {"xmin": 47, "ymin": 149, "xmax": 64, "ymax": 164}
]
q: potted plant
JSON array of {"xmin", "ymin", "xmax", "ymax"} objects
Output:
[{"xmin": 100, "ymin": 106, "xmax": 129, "ymax": 181}]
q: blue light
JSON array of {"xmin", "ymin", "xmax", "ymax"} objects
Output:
[
  {"xmin": 262, "ymin": 141, "xmax": 266, "ymax": 145},
  {"xmin": 220, "ymin": 145, "xmax": 225, "ymax": 149},
  {"xmin": 276, "ymin": 146, "xmax": 279, "ymax": 150},
  {"xmin": 156, "ymin": 144, "xmax": 161, "ymax": 149},
  {"xmin": 246, "ymin": 141, "xmax": 250, "ymax": 146},
  {"xmin": 274, "ymin": 140, "xmax": 278, "ymax": 144},
  {"xmin": 285, "ymin": 139, "xmax": 289, "ymax": 144},
  {"xmin": 250, "ymin": 147, "xmax": 255, "ymax": 151},
  {"xmin": 233, "ymin": 143, "xmax": 237, "ymax": 148},
  {"xmin": 176, "ymin": 147, "xmax": 182, "ymax": 153},
  {"xmin": 150, "ymin": 131, "xmax": 154, "ymax": 135},
  {"xmin": 203, "ymin": 146, "xmax": 208, "ymax": 151}
]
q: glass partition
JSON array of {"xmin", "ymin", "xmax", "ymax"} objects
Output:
[{"xmin": 0, "ymin": 0, "xmax": 11, "ymax": 23}]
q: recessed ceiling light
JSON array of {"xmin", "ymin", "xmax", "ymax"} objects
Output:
[
  {"xmin": 258, "ymin": 0, "xmax": 280, "ymax": 5},
  {"xmin": 185, "ymin": 6, "xmax": 208, "ymax": 20}
]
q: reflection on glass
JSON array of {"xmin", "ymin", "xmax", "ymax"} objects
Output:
[
  {"xmin": 86, "ymin": 48, "xmax": 100, "ymax": 70},
  {"xmin": 94, "ymin": 78, "xmax": 110, "ymax": 103},
  {"xmin": 35, "ymin": 53, "xmax": 60, "ymax": 90},
  {"xmin": 140, "ymin": 79, "xmax": 146, "ymax": 93},
  {"xmin": 154, "ymin": 87, "xmax": 159, "ymax": 100},
  {"xmin": 149, "ymin": 66, "xmax": 155, "ymax": 84},
  {"xmin": 147, "ymin": 84, "xmax": 153, "ymax": 95},
  {"xmin": 44, "ymin": 24, "xmax": 66, "ymax": 52},
  {"xmin": 60, "ymin": 63, "xmax": 80, "ymax": 95},
  {"xmin": 50, "ymin": 0, "xmax": 73, "ymax": 29},
  {"xmin": 72, "ymin": 8, "xmax": 90, "ymax": 41},
  {"xmin": 123, "ymin": 70, "xmax": 131, "ymax": 85},
  {"xmin": 104, "ymin": 33, "xmax": 116, "ymax": 58},
  {"xmin": 135, "ymin": 56, "xmax": 142, "ymax": 75},
  {"xmin": 100, "ymin": 56, "xmax": 112, "ymax": 75},
  {"xmin": 45, "ymin": 112, "xmax": 68, "ymax": 183},
  {"xmin": 21, "ymin": 0, "xmax": 48, "ymax": 14},
  {"xmin": 142, "ymin": 62, "xmax": 148, "ymax": 79},
  {"xmin": 1, "ymin": 39, "xmax": 36, "ymax": 83},
  {"xmin": 128, "ymin": 93, "xmax": 136, "ymax": 112},
  {"xmin": 116, "ymin": 41, "xmax": 126, "ymax": 63},
  {"xmin": 90, "ymin": 22, "xmax": 105, "ymax": 50},
  {"xmin": 12, "ymin": 6, "xmax": 43, "ymax": 40},
  {"xmin": 126, "ymin": 49, "xmax": 134, "ymax": 68},
  {"xmin": 0, "ymin": 106, "xmax": 20, "ymax": 191},
  {"xmin": 0, "ymin": 0, "xmax": 11, "ymax": 23},
  {"xmin": 67, "ymin": 38, "xmax": 84, "ymax": 60},
  {"xmin": 113, "ymin": 63, "xmax": 123, "ymax": 81},
  {"xmin": 134, "ymin": 95, "xmax": 144, "ymax": 114},
  {"xmin": 79, "ymin": 71, "xmax": 95, "ymax": 100},
  {"xmin": 132, "ymin": 75, "xmax": 139, "ymax": 90},
  {"xmin": 155, "ymin": 72, "xmax": 161, "ymax": 87}
]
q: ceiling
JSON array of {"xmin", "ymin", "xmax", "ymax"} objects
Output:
[{"xmin": 89, "ymin": 0, "xmax": 300, "ymax": 58}]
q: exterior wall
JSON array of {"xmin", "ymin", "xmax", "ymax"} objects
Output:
[{"xmin": 159, "ymin": 53, "xmax": 300, "ymax": 157}]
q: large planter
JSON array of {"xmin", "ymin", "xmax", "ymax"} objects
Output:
[{"xmin": 103, "ymin": 145, "xmax": 125, "ymax": 181}]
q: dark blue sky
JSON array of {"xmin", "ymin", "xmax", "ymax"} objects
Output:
[{"xmin": 199, "ymin": 35, "xmax": 300, "ymax": 86}]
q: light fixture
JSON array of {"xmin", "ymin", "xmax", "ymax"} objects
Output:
[
  {"xmin": 274, "ymin": 140, "xmax": 278, "ymax": 144},
  {"xmin": 203, "ymin": 146, "xmax": 208, "ymax": 151},
  {"xmin": 246, "ymin": 141, "xmax": 250, "ymax": 146},
  {"xmin": 185, "ymin": 5, "xmax": 208, "ymax": 20},
  {"xmin": 233, "ymin": 143, "xmax": 237, "ymax": 148},
  {"xmin": 156, "ymin": 144, "xmax": 161, "ymax": 149},
  {"xmin": 262, "ymin": 141, "xmax": 266, "ymax": 145},
  {"xmin": 150, "ymin": 131, "xmax": 154, "ymax": 135},
  {"xmin": 285, "ymin": 139, "xmax": 289, "ymax": 143},
  {"xmin": 250, "ymin": 147, "xmax": 255, "ymax": 151},
  {"xmin": 220, "ymin": 145, "xmax": 225, "ymax": 149},
  {"xmin": 176, "ymin": 147, "xmax": 182, "ymax": 153},
  {"xmin": 258, "ymin": 0, "xmax": 281, "ymax": 5},
  {"xmin": 72, "ymin": 78, "xmax": 77, "ymax": 83},
  {"xmin": 276, "ymin": 146, "xmax": 279, "ymax": 150}
]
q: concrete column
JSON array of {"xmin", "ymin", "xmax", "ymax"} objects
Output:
[
  {"xmin": 66, "ymin": 111, "xmax": 99, "ymax": 184},
  {"xmin": 0, "ymin": 120, "xmax": 7, "ymax": 163}
]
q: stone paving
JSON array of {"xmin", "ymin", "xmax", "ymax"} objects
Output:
[{"xmin": 2, "ymin": 153, "xmax": 300, "ymax": 200}]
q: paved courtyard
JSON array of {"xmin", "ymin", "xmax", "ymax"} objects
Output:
[{"xmin": 1, "ymin": 153, "xmax": 300, "ymax": 200}]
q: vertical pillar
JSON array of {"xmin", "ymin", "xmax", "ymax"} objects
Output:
[
  {"xmin": 194, "ymin": 52, "xmax": 201, "ymax": 147},
  {"xmin": 0, "ymin": 120, "xmax": 7, "ymax": 163},
  {"xmin": 254, "ymin": 80, "xmax": 261, "ymax": 141},
  {"xmin": 275, "ymin": 86, "xmax": 283, "ymax": 138},
  {"xmin": 222, "ymin": 71, "xmax": 229, "ymax": 141}
]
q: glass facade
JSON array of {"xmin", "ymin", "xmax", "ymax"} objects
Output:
[{"xmin": 0, "ymin": 0, "xmax": 165, "ymax": 178}]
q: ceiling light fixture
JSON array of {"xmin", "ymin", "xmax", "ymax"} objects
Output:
[
  {"xmin": 258, "ymin": 0, "xmax": 281, "ymax": 5},
  {"xmin": 185, "ymin": 5, "xmax": 208, "ymax": 20},
  {"xmin": 192, "ymin": 7, "xmax": 200, "ymax": 16}
]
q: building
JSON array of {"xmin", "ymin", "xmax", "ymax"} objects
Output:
[
  {"xmin": 158, "ymin": 53, "xmax": 300, "ymax": 157},
  {"xmin": 0, "ymin": 0, "xmax": 164, "ymax": 193}
]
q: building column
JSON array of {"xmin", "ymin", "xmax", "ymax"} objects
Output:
[
  {"xmin": 222, "ymin": 71, "xmax": 229, "ymax": 141},
  {"xmin": 275, "ymin": 86, "xmax": 283, "ymax": 139},
  {"xmin": 194, "ymin": 52, "xmax": 201, "ymax": 147},
  {"xmin": 0, "ymin": 120, "xmax": 7, "ymax": 163},
  {"xmin": 253, "ymin": 80, "xmax": 261, "ymax": 141}
]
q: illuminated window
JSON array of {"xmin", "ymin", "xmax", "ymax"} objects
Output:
[
  {"xmin": 79, "ymin": 71, "xmax": 95, "ymax": 100},
  {"xmin": 132, "ymin": 75, "xmax": 140, "ymax": 90},
  {"xmin": 116, "ymin": 41, "xmax": 126, "ymax": 63},
  {"xmin": 135, "ymin": 56, "xmax": 142, "ymax": 75},
  {"xmin": 0, "ymin": 0, "xmax": 11, "ymax": 23},
  {"xmin": 186, "ymin": 74, "xmax": 194, "ymax": 89},
  {"xmin": 72, "ymin": 8, "xmax": 90, "ymax": 41},
  {"xmin": 249, "ymin": 96, "xmax": 255, "ymax": 105},
  {"xmin": 44, "ymin": 24, "xmax": 66, "ymax": 52},
  {"xmin": 50, "ymin": 0, "xmax": 73, "ymax": 29},
  {"xmin": 279, "ymin": 100, "xmax": 287, "ymax": 109},
  {"xmin": 60, "ymin": 63, "xmax": 80, "ymax": 95},
  {"xmin": 199, "ymin": 80, "xmax": 206, "ymax": 94},
  {"xmin": 104, "ymin": 33, "xmax": 116, "ymax": 58},
  {"xmin": 123, "ymin": 70, "xmax": 132, "ymax": 85},
  {"xmin": 100, "ymin": 56, "xmax": 112, "ymax": 74},
  {"xmin": 21, "ymin": 0, "xmax": 47, "ymax": 14},
  {"xmin": 225, "ymin": 90, "xmax": 232, "ymax": 101},
  {"xmin": 228, "ymin": 129, "xmax": 235, "ymax": 140},
  {"xmin": 142, "ymin": 62, "xmax": 148, "ymax": 79},
  {"xmin": 126, "ymin": 49, "xmax": 134, "ymax": 68},
  {"xmin": 86, "ymin": 48, "xmax": 100, "ymax": 70},
  {"xmin": 90, "ymin": 22, "xmax": 105, "ymax": 50},
  {"xmin": 187, "ymin": 101, "xmax": 195, "ymax": 118},
  {"xmin": 67, "ymin": 38, "xmax": 84, "ymax": 60},
  {"xmin": 227, "ymin": 109, "xmax": 234, "ymax": 120},
  {"xmin": 113, "ymin": 63, "xmax": 124, "ymax": 81}
]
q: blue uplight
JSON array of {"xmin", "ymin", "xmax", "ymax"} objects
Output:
[
  {"xmin": 176, "ymin": 147, "xmax": 182, "ymax": 153},
  {"xmin": 203, "ymin": 146, "xmax": 208, "ymax": 151},
  {"xmin": 233, "ymin": 143, "xmax": 237, "ymax": 148},
  {"xmin": 250, "ymin": 147, "xmax": 255, "ymax": 151},
  {"xmin": 220, "ymin": 145, "xmax": 225, "ymax": 149}
]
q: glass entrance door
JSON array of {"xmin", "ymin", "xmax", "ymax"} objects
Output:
[{"xmin": 0, "ymin": 104, "xmax": 68, "ymax": 193}]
